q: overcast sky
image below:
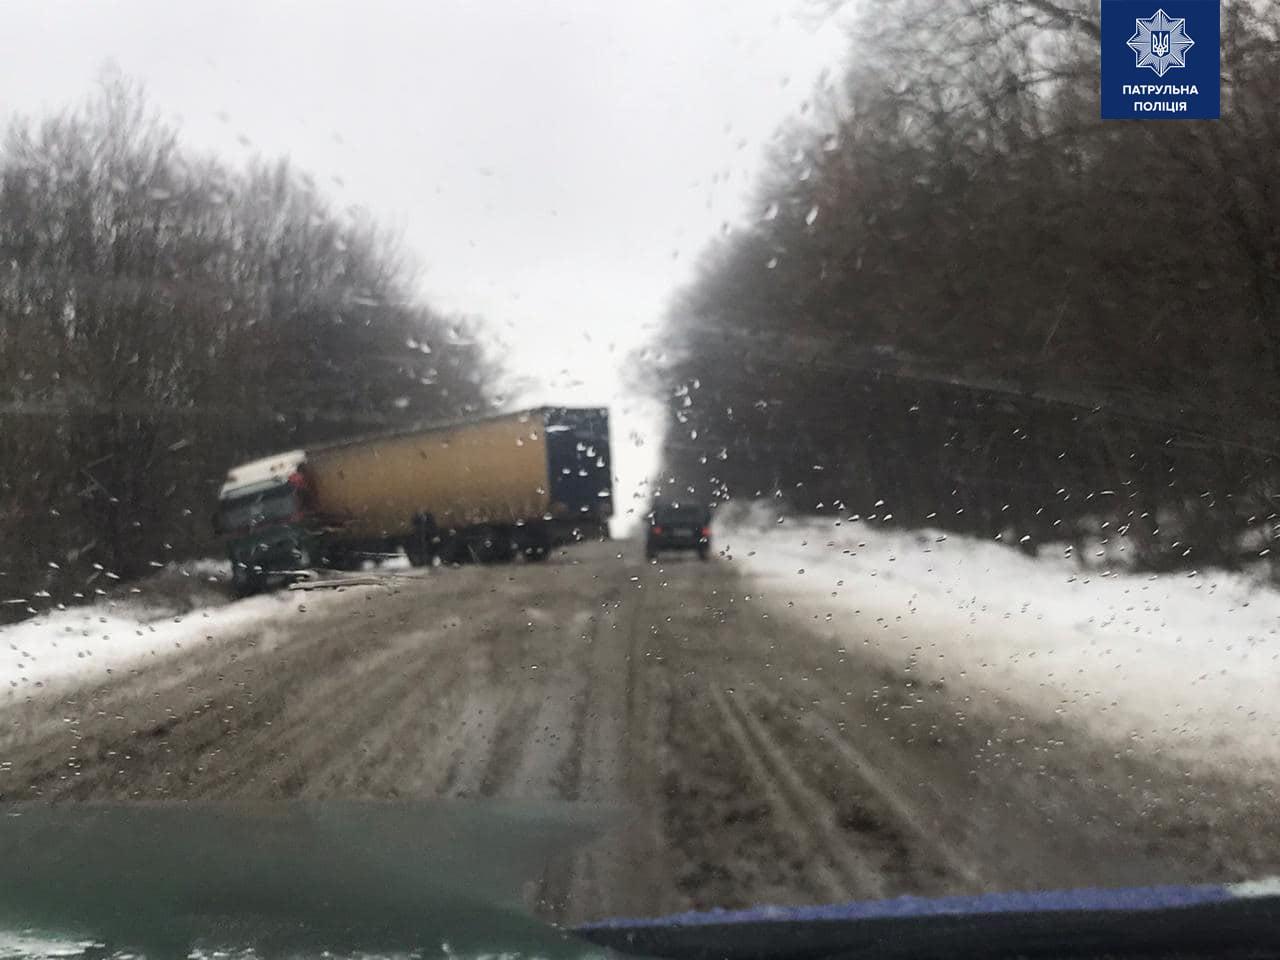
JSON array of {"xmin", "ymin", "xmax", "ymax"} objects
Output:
[{"xmin": 1, "ymin": 0, "xmax": 849, "ymax": 516}]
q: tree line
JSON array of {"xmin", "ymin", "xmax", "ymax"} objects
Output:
[
  {"xmin": 657, "ymin": 0, "xmax": 1280, "ymax": 575},
  {"xmin": 0, "ymin": 76, "xmax": 491, "ymax": 621}
]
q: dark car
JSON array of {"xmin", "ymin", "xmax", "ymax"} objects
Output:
[{"xmin": 646, "ymin": 503, "xmax": 711, "ymax": 560}]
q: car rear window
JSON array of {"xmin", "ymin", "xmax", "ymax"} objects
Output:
[{"xmin": 653, "ymin": 505, "xmax": 708, "ymax": 523}]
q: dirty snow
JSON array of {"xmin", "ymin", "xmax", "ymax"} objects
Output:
[{"xmin": 720, "ymin": 507, "xmax": 1280, "ymax": 781}]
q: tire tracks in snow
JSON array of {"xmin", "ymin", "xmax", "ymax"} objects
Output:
[
  {"xmin": 708, "ymin": 684, "xmax": 886, "ymax": 900},
  {"xmin": 6, "ymin": 542, "xmax": 1280, "ymax": 928}
]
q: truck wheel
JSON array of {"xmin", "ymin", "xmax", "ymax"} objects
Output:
[
  {"xmin": 291, "ymin": 544, "xmax": 313, "ymax": 571},
  {"xmin": 231, "ymin": 567, "xmax": 260, "ymax": 599}
]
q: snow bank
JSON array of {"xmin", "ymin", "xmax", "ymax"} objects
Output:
[
  {"xmin": 0, "ymin": 592, "xmax": 291, "ymax": 695},
  {"xmin": 720, "ymin": 505, "xmax": 1280, "ymax": 780},
  {"xmin": 0, "ymin": 933, "xmax": 96, "ymax": 960},
  {"xmin": 0, "ymin": 555, "xmax": 331, "ymax": 694},
  {"xmin": 0, "ymin": 553, "xmax": 416, "ymax": 695}
]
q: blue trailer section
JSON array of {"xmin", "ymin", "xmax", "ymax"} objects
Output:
[{"xmin": 545, "ymin": 406, "xmax": 612, "ymax": 534}]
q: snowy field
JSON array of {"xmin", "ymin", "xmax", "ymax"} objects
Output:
[{"xmin": 719, "ymin": 506, "xmax": 1280, "ymax": 782}]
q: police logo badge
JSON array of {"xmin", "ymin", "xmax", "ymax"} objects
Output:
[{"xmin": 1127, "ymin": 8, "xmax": 1195, "ymax": 76}]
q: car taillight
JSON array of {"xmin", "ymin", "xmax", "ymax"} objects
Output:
[
  {"xmin": 652, "ymin": 525, "xmax": 663, "ymax": 535},
  {"xmin": 701, "ymin": 526, "xmax": 711, "ymax": 536}
]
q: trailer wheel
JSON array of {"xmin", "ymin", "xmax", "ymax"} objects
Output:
[
  {"xmin": 407, "ymin": 513, "xmax": 437, "ymax": 567},
  {"xmin": 517, "ymin": 525, "xmax": 551, "ymax": 562},
  {"xmin": 473, "ymin": 527, "xmax": 515, "ymax": 564},
  {"xmin": 436, "ymin": 532, "xmax": 465, "ymax": 566}
]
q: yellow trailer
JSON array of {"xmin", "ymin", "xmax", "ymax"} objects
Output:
[{"xmin": 306, "ymin": 410, "xmax": 552, "ymax": 539}]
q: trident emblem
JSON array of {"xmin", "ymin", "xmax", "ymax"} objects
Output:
[{"xmin": 1127, "ymin": 10, "xmax": 1194, "ymax": 77}]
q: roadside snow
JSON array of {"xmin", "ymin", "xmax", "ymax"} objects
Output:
[
  {"xmin": 0, "ymin": 553, "xmax": 430, "ymax": 695},
  {"xmin": 720, "ymin": 507, "xmax": 1280, "ymax": 780},
  {"xmin": 0, "ymin": 592, "xmax": 285, "ymax": 695},
  {"xmin": 0, "ymin": 933, "xmax": 93, "ymax": 960}
]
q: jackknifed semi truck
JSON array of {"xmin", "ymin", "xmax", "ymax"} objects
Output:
[{"xmin": 214, "ymin": 407, "xmax": 613, "ymax": 595}]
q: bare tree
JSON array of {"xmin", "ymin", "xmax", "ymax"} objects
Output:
[
  {"xmin": 655, "ymin": 0, "xmax": 1280, "ymax": 574},
  {"xmin": 0, "ymin": 76, "xmax": 495, "ymax": 620}
]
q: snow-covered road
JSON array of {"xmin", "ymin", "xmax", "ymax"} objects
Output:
[{"xmin": 2, "ymin": 533, "xmax": 1279, "ymax": 928}]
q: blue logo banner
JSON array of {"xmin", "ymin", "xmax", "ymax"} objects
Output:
[{"xmin": 1101, "ymin": 0, "xmax": 1220, "ymax": 119}]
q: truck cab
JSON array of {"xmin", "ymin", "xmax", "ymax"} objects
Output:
[{"xmin": 215, "ymin": 451, "xmax": 314, "ymax": 596}]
